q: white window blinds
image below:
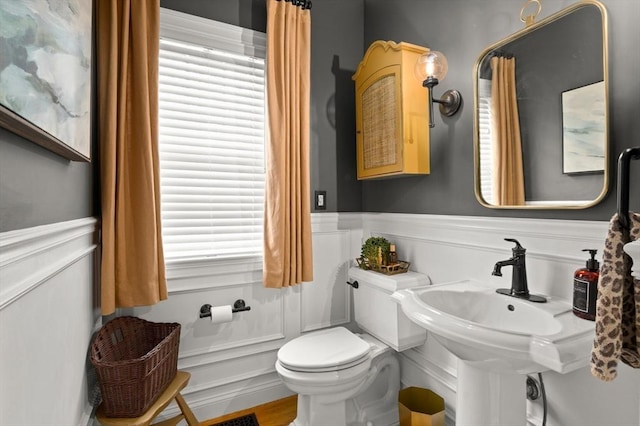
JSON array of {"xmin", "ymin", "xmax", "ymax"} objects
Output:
[
  {"xmin": 477, "ymin": 78, "xmax": 494, "ymax": 205},
  {"xmin": 158, "ymin": 10, "xmax": 266, "ymax": 261}
]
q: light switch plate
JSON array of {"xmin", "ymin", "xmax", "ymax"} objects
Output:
[{"xmin": 315, "ymin": 190, "xmax": 327, "ymax": 210}]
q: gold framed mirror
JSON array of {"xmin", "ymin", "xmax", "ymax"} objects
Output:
[{"xmin": 473, "ymin": 1, "xmax": 609, "ymax": 209}]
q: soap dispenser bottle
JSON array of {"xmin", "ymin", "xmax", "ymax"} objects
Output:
[
  {"xmin": 388, "ymin": 244, "xmax": 398, "ymax": 264},
  {"xmin": 573, "ymin": 249, "xmax": 600, "ymax": 320}
]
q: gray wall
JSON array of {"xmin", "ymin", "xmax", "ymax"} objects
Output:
[
  {"xmin": 0, "ymin": 112, "xmax": 94, "ymax": 233},
  {"xmin": 2, "ymin": 0, "xmax": 638, "ymax": 233},
  {"xmin": 310, "ymin": 0, "xmax": 364, "ymax": 212},
  {"xmin": 362, "ymin": 0, "xmax": 640, "ymax": 220}
]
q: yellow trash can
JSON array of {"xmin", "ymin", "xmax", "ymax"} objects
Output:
[{"xmin": 398, "ymin": 387, "xmax": 445, "ymax": 426}]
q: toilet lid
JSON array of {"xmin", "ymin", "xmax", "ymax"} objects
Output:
[{"xmin": 278, "ymin": 327, "xmax": 371, "ymax": 372}]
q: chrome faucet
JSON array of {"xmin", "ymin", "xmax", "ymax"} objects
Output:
[{"xmin": 492, "ymin": 238, "xmax": 546, "ymax": 303}]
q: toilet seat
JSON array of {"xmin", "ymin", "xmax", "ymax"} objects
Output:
[{"xmin": 277, "ymin": 327, "xmax": 371, "ymax": 373}]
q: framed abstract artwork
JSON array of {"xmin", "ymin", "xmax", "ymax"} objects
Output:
[
  {"xmin": 561, "ymin": 81, "xmax": 606, "ymax": 174},
  {"xmin": 0, "ymin": 0, "xmax": 92, "ymax": 162}
]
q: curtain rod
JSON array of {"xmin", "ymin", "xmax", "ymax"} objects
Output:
[{"xmin": 277, "ymin": 0, "xmax": 312, "ymax": 10}]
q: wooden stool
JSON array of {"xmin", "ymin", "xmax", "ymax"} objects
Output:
[{"xmin": 97, "ymin": 371, "xmax": 199, "ymax": 426}]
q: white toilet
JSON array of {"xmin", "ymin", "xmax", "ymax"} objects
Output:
[{"xmin": 276, "ymin": 267, "xmax": 430, "ymax": 426}]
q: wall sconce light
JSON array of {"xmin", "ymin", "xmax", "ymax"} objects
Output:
[{"xmin": 415, "ymin": 50, "xmax": 462, "ymax": 128}]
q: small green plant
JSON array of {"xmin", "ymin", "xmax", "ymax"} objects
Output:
[{"xmin": 359, "ymin": 236, "xmax": 391, "ymax": 269}]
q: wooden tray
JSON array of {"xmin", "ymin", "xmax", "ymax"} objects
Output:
[{"xmin": 356, "ymin": 257, "xmax": 410, "ymax": 275}]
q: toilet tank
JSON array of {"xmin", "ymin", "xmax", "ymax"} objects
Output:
[{"xmin": 348, "ymin": 267, "xmax": 430, "ymax": 351}]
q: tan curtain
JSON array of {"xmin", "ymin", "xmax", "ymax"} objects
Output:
[
  {"xmin": 490, "ymin": 56, "xmax": 525, "ymax": 206},
  {"xmin": 96, "ymin": 0, "xmax": 167, "ymax": 314},
  {"xmin": 264, "ymin": 0, "xmax": 313, "ymax": 288}
]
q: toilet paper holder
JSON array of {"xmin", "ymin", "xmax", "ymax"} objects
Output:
[{"xmin": 199, "ymin": 299, "xmax": 251, "ymax": 318}]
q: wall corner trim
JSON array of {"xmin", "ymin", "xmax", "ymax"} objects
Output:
[{"xmin": 0, "ymin": 217, "xmax": 99, "ymax": 309}]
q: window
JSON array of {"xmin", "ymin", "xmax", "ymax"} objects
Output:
[
  {"xmin": 477, "ymin": 78, "xmax": 494, "ymax": 204},
  {"xmin": 158, "ymin": 9, "xmax": 266, "ymax": 262}
]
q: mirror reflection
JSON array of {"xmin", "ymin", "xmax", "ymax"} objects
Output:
[{"xmin": 473, "ymin": 1, "xmax": 609, "ymax": 209}]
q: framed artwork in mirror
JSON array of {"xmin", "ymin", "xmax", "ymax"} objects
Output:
[
  {"xmin": 0, "ymin": 0, "xmax": 92, "ymax": 162},
  {"xmin": 562, "ymin": 81, "xmax": 606, "ymax": 175}
]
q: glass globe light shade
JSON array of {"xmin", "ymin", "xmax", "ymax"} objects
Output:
[{"xmin": 414, "ymin": 50, "xmax": 449, "ymax": 83}]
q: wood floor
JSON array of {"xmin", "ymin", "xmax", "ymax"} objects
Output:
[{"xmin": 200, "ymin": 395, "xmax": 297, "ymax": 426}]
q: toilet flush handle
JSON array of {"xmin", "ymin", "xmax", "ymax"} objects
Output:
[{"xmin": 346, "ymin": 280, "xmax": 359, "ymax": 289}]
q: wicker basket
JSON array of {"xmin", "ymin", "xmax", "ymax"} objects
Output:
[{"xmin": 90, "ymin": 316, "xmax": 181, "ymax": 417}]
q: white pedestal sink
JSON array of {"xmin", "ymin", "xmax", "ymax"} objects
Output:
[
  {"xmin": 624, "ymin": 240, "xmax": 639, "ymax": 279},
  {"xmin": 393, "ymin": 279, "xmax": 595, "ymax": 426}
]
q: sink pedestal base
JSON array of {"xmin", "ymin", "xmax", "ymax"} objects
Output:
[{"xmin": 456, "ymin": 361, "xmax": 526, "ymax": 426}]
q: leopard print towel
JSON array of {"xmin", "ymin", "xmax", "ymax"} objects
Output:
[{"xmin": 590, "ymin": 212, "xmax": 640, "ymax": 381}]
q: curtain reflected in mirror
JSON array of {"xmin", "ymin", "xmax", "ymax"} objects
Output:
[{"xmin": 490, "ymin": 55, "xmax": 525, "ymax": 206}]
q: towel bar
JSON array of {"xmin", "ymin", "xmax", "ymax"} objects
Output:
[{"xmin": 616, "ymin": 146, "xmax": 640, "ymax": 229}]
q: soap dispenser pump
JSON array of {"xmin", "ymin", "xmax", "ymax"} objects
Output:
[{"xmin": 572, "ymin": 249, "xmax": 600, "ymax": 320}]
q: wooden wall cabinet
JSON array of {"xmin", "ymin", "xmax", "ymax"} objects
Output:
[{"xmin": 353, "ymin": 41, "xmax": 430, "ymax": 180}]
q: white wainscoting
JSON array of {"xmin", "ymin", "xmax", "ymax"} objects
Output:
[
  {"xmin": 361, "ymin": 213, "xmax": 639, "ymax": 426},
  {"xmin": 0, "ymin": 217, "xmax": 99, "ymax": 426},
  {"xmin": 131, "ymin": 213, "xmax": 363, "ymax": 421},
  {"xmin": 72, "ymin": 212, "xmax": 636, "ymax": 426}
]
